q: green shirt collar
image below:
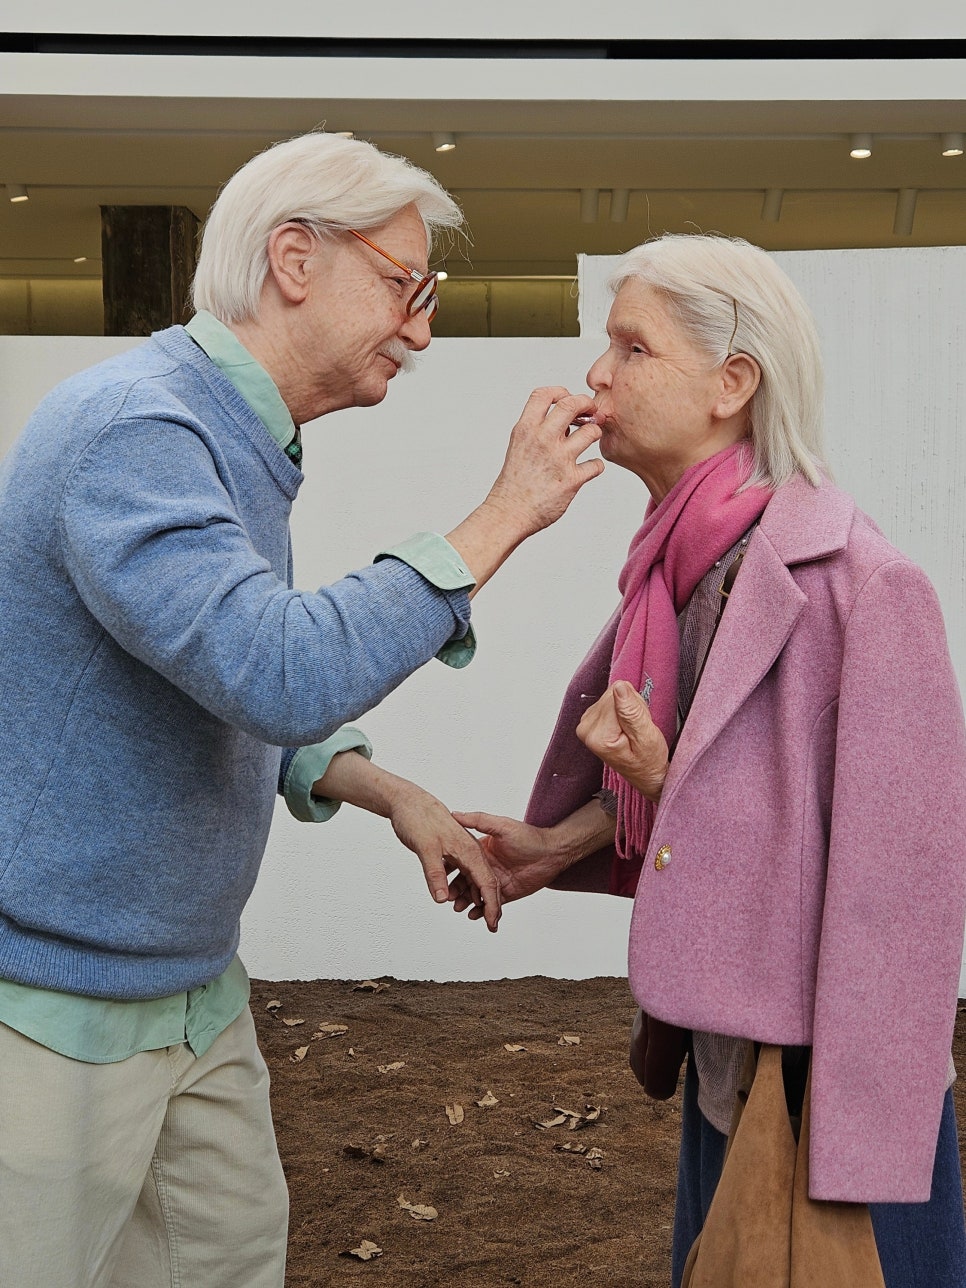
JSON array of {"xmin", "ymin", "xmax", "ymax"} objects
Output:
[{"xmin": 185, "ymin": 310, "xmax": 298, "ymax": 456}]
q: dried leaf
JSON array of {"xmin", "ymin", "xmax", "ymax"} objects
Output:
[
  {"xmin": 342, "ymin": 1239, "xmax": 383, "ymax": 1261},
  {"xmin": 347, "ymin": 1047, "xmax": 356, "ymax": 1058},
  {"xmin": 554, "ymin": 1141, "xmax": 587, "ymax": 1155},
  {"xmin": 312, "ymin": 1023, "xmax": 348, "ymax": 1039},
  {"xmin": 586, "ymin": 1147, "xmax": 605, "ymax": 1170},
  {"xmin": 475, "ymin": 1091, "xmax": 498, "ymax": 1109},
  {"xmin": 553, "ymin": 1102, "xmax": 601, "ymax": 1130},
  {"xmin": 281, "ymin": 1017, "xmax": 305, "ymax": 1027},
  {"xmin": 534, "ymin": 1113, "xmax": 569, "ymax": 1131},
  {"xmin": 354, "ymin": 979, "xmax": 390, "ymax": 993},
  {"xmin": 494, "ymin": 1169, "xmax": 511, "ymax": 1179},
  {"xmin": 411, "ymin": 1138, "xmax": 428, "ymax": 1151},
  {"xmin": 537, "ymin": 1103, "xmax": 602, "ymax": 1131},
  {"xmin": 377, "ymin": 1061, "xmax": 406, "ymax": 1075},
  {"xmin": 265, "ymin": 999, "xmax": 282, "ymax": 1013},
  {"xmin": 397, "ymin": 1194, "xmax": 438, "ymax": 1221},
  {"xmin": 558, "ymin": 1034, "xmax": 581, "ymax": 1046},
  {"xmin": 445, "ymin": 1103, "xmax": 464, "ymax": 1125},
  {"xmin": 290, "ymin": 1045, "xmax": 309, "ymax": 1063},
  {"xmin": 503, "ymin": 1043, "xmax": 527, "ymax": 1053}
]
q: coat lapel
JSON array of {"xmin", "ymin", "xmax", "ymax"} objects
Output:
[{"xmin": 661, "ymin": 476, "xmax": 854, "ymax": 804}]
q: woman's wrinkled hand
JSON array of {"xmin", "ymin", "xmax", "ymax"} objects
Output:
[
  {"xmin": 576, "ymin": 681, "xmax": 669, "ymax": 802},
  {"xmin": 447, "ymin": 812, "xmax": 567, "ymax": 920}
]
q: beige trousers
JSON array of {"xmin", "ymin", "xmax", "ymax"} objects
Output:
[{"xmin": 0, "ymin": 1007, "xmax": 289, "ymax": 1288}]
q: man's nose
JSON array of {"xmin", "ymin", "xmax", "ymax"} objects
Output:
[{"xmin": 400, "ymin": 309, "xmax": 433, "ymax": 352}]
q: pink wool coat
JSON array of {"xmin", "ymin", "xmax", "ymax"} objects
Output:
[{"xmin": 525, "ymin": 475, "xmax": 966, "ymax": 1202}]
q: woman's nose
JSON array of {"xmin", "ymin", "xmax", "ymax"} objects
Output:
[{"xmin": 586, "ymin": 354, "xmax": 611, "ymax": 392}]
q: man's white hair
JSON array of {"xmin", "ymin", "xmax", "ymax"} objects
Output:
[
  {"xmin": 610, "ymin": 234, "xmax": 827, "ymax": 489},
  {"xmin": 192, "ymin": 132, "xmax": 463, "ymax": 324}
]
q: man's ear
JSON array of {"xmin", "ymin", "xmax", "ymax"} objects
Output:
[
  {"xmin": 714, "ymin": 352, "xmax": 761, "ymax": 421},
  {"xmin": 265, "ymin": 222, "xmax": 320, "ymax": 305}
]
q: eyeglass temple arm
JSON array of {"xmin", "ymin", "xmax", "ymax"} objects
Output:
[{"xmin": 347, "ymin": 229, "xmax": 426, "ymax": 283}]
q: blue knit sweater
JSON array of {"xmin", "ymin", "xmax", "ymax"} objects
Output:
[{"xmin": 0, "ymin": 327, "xmax": 470, "ymax": 999}]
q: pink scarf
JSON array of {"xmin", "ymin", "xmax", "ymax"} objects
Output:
[{"xmin": 604, "ymin": 443, "xmax": 770, "ymax": 891}]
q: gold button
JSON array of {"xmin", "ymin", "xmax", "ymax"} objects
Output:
[{"xmin": 655, "ymin": 844, "xmax": 672, "ymax": 871}]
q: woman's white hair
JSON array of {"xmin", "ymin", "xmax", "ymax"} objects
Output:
[
  {"xmin": 610, "ymin": 234, "xmax": 827, "ymax": 488},
  {"xmin": 192, "ymin": 132, "xmax": 463, "ymax": 324}
]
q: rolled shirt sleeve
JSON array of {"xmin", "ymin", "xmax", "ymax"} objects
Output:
[
  {"xmin": 282, "ymin": 727, "xmax": 373, "ymax": 823},
  {"xmin": 375, "ymin": 532, "xmax": 477, "ymax": 669}
]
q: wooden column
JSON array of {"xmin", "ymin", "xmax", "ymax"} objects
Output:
[{"xmin": 100, "ymin": 205, "xmax": 199, "ymax": 336}]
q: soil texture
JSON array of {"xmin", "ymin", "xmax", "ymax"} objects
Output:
[{"xmin": 250, "ymin": 976, "xmax": 966, "ymax": 1288}]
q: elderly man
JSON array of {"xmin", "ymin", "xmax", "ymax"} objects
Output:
[{"xmin": 0, "ymin": 133, "xmax": 602, "ymax": 1287}]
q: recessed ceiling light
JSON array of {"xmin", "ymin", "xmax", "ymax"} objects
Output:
[
  {"xmin": 941, "ymin": 132, "xmax": 964, "ymax": 157},
  {"xmin": 849, "ymin": 133, "xmax": 873, "ymax": 159},
  {"xmin": 7, "ymin": 183, "xmax": 28, "ymax": 202},
  {"xmin": 432, "ymin": 132, "xmax": 456, "ymax": 153}
]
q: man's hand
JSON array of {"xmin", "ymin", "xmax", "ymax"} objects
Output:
[
  {"xmin": 387, "ymin": 786, "xmax": 502, "ymax": 932},
  {"xmin": 311, "ymin": 752, "xmax": 501, "ymax": 930},
  {"xmin": 576, "ymin": 681, "xmax": 669, "ymax": 802},
  {"xmin": 484, "ymin": 387, "xmax": 604, "ymax": 538},
  {"xmin": 445, "ymin": 388, "xmax": 604, "ymax": 595}
]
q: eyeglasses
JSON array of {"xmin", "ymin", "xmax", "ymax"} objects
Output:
[{"xmin": 347, "ymin": 229, "xmax": 439, "ymax": 322}]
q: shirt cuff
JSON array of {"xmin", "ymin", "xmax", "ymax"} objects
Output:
[
  {"xmin": 282, "ymin": 728, "xmax": 373, "ymax": 823},
  {"xmin": 374, "ymin": 532, "xmax": 478, "ymax": 669}
]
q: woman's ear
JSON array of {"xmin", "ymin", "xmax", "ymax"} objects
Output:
[
  {"xmin": 264, "ymin": 222, "xmax": 319, "ymax": 305},
  {"xmin": 714, "ymin": 352, "xmax": 761, "ymax": 421}
]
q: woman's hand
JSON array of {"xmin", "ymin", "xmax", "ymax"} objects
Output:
[
  {"xmin": 450, "ymin": 801, "xmax": 617, "ymax": 920},
  {"xmin": 448, "ymin": 813, "xmax": 565, "ymax": 918},
  {"xmin": 576, "ymin": 681, "xmax": 669, "ymax": 802}
]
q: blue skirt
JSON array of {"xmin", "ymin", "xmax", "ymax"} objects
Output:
[{"xmin": 671, "ymin": 1053, "xmax": 966, "ymax": 1288}]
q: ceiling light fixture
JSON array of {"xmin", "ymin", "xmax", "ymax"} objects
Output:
[
  {"xmin": 7, "ymin": 183, "xmax": 28, "ymax": 202},
  {"xmin": 761, "ymin": 188, "xmax": 784, "ymax": 222},
  {"xmin": 941, "ymin": 132, "xmax": 964, "ymax": 157},
  {"xmin": 893, "ymin": 188, "xmax": 918, "ymax": 237},
  {"xmin": 432, "ymin": 132, "xmax": 456, "ymax": 153},
  {"xmin": 579, "ymin": 188, "xmax": 600, "ymax": 224},
  {"xmin": 609, "ymin": 189, "xmax": 629, "ymax": 223},
  {"xmin": 849, "ymin": 133, "xmax": 873, "ymax": 159},
  {"xmin": 73, "ymin": 256, "xmax": 88, "ymax": 263},
  {"xmin": 436, "ymin": 270, "xmax": 448, "ymax": 281}
]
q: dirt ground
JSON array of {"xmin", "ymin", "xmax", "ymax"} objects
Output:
[{"xmin": 251, "ymin": 977, "xmax": 966, "ymax": 1288}]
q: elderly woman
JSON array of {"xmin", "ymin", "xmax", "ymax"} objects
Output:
[{"xmin": 454, "ymin": 234, "xmax": 966, "ymax": 1286}]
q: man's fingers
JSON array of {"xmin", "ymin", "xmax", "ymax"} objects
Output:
[
  {"xmin": 419, "ymin": 850, "xmax": 452, "ymax": 905},
  {"xmin": 445, "ymin": 843, "xmax": 501, "ymax": 931}
]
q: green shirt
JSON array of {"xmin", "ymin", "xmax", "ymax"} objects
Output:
[{"xmin": 0, "ymin": 312, "xmax": 476, "ymax": 1062}]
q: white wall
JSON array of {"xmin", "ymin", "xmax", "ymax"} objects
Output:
[{"xmin": 2, "ymin": 245, "xmax": 965, "ymax": 987}]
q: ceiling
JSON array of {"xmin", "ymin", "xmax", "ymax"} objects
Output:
[{"xmin": 2, "ymin": 82, "xmax": 966, "ymax": 286}]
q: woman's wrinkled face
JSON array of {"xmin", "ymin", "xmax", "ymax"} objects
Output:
[{"xmin": 586, "ymin": 280, "xmax": 741, "ymax": 496}]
